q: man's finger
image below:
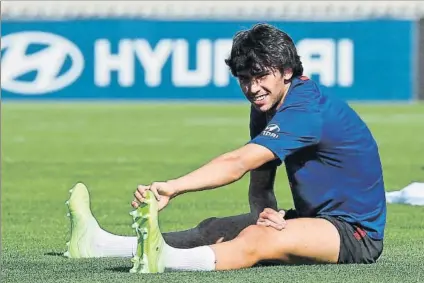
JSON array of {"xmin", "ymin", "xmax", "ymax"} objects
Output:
[
  {"xmin": 257, "ymin": 216, "xmax": 269, "ymax": 224},
  {"xmin": 137, "ymin": 184, "xmax": 149, "ymax": 192},
  {"xmin": 257, "ymin": 217, "xmax": 266, "ymax": 224},
  {"xmin": 269, "ymin": 222, "xmax": 285, "ymax": 230},
  {"xmin": 259, "ymin": 211, "xmax": 268, "ymax": 219},
  {"xmin": 262, "ymin": 218, "xmax": 284, "ymax": 230},
  {"xmin": 257, "ymin": 219, "xmax": 270, "ymax": 226},
  {"xmin": 260, "ymin": 209, "xmax": 280, "ymax": 220},
  {"xmin": 262, "ymin": 211, "xmax": 286, "ymax": 227},
  {"xmin": 137, "ymin": 185, "xmax": 149, "ymax": 197},
  {"xmin": 134, "ymin": 191, "xmax": 145, "ymax": 203},
  {"xmin": 131, "ymin": 200, "xmax": 139, "ymax": 208},
  {"xmin": 257, "ymin": 220, "xmax": 268, "ymax": 227},
  {"xmin": 279, "ymin": 209, "xmax": 286, "ymax": 218},
  {"xmin": 266, "ymin": 212, "xmax": 286, "ymax": 225},
  {"xmin": 150, "ymin": 184, "xmax": 161, "ymax": 201},
  {"xmin": 263, "ymin": 208, "xmax": 276, "ymax": 214}
]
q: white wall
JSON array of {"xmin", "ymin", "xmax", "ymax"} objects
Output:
[{"xmin": 2, "ymin": 1, "xmax": 424, "ymax": 20}]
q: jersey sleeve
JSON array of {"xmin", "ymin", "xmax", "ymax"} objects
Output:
[{"xmin": 248, "ymin": 106, "xmax": 322, "ymax": 162}]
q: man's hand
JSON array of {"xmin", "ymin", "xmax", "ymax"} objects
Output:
[
  {"xmin": 132, "ymin": 182, "xmax": 177, "ymax": 211},
  {"xmin": 257, "ymin": 208, "xmax": 287, "ymax": 230}
]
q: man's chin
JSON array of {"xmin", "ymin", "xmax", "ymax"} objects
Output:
[{"xmin": 252, "ymin": 103, "xmax": 271, "ymax": 112}]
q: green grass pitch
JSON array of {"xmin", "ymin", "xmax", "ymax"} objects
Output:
[{"xmin": 2, "ymin": 102, "xmax": 424, "ymax": 283}]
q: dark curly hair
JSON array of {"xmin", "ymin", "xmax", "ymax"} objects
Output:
[{"xmin": 225, "ymin": 23, "xmax": 303, "ymax": 78}]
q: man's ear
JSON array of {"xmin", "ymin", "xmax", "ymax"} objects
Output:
[{"xmin": 283, "ymin": 68, "xmax": 293, "ymax": 83}]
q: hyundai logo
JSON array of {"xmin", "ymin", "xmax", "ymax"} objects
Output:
[{"xmin": 1, "ymin": 31, "xmax": 84, "ymax": 95}]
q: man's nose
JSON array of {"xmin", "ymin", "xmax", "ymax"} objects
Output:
[{"xmin": 250, "ymin": 80, "xmax": 261, "ymax": 94}]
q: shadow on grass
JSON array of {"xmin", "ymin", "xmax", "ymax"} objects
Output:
[
  {"xmin": 104, "ymin": 261, "xmax": 304, "ymax": 273},
  {"xmin": 106, "ymin": 266, "xmax": 132, "ymax": 273},
  {"xmin": 45, "ymin": 252, "xmax": 65, "ymax": 257}
]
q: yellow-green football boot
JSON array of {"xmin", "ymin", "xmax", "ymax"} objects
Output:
[
  {"xmin": 64, "ymin": 182, "xmax": 100, "ymax": 258},
  {"xmin": 129, "ymin": 191, "xmax": 166, "ymax": 273}
]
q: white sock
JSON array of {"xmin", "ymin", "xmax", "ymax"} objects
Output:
[
  {"xmin": 162, "ymin": 244, "xmax": 216, "ymax": 271},
  {"xmin": 92, "ymin": 228, "xmax": 137, "ymax": 258}
]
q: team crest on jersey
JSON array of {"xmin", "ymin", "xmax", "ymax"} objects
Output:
[{"xmin": 262, "ymin": 124, "xmax": 280, "ymax": 138}]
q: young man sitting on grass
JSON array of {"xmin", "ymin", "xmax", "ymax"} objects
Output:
[{"xmin": 65, "ymin": 23, "xmax": 386, "ymax": 273}]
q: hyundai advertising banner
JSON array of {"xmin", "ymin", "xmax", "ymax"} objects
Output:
[{"xmin": 1, "ymin": 19, "xmax": 416, "ymax": 101}]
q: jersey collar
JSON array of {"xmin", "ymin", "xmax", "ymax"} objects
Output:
[{"xmin": 276, "ymin": 76, "xmax": 309, "ymax": 111}]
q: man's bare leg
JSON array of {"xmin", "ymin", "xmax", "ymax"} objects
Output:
[
  {"xmin": 130, "ymin": 192, "xmax": 339, "ymax": 273},
  {"xmin": 152, "ymin": 217, "xmax": 340, "ymax": 272},
  {"xmin": 211, "ymin": 217, "xmax": 340, "ymax": 270}
]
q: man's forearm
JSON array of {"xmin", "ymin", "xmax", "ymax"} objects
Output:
[
  {"xmin": 249, "ymin": 162, "xmax": 278, "ymax": 215},
  {"xmin": 168, "ymin": 153, "xmax": 248, "ymax": 196}
]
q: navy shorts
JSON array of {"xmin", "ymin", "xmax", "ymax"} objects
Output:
[{"xmin": 318, "ymin": 215, "xmax": 384, "ymax": 264}]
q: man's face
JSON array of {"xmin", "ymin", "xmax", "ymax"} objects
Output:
[{"xmin": 238, "ymin": 68, "xmax": 293, "ymax": 112}]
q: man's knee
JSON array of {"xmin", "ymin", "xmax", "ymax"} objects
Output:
[
  {"xmin": 236, "ymin": 225, "xmax": 268, "ymax": 258},
  {"xmin": 236, "ymin": 225, "xmax": 293, "ymax": 262},
  {"xmin": 238, "ymin": 225, "xmax": 261, "ymax": 238}
]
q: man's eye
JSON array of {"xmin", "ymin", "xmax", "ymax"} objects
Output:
[{"xmin": 258, "ymin": 74, "xmax": 268, "ymax": 80}]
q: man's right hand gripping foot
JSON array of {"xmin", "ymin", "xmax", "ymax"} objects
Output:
[{"xmin": 129, "ymin": 190, "xmax": 166, "ymax": 273}]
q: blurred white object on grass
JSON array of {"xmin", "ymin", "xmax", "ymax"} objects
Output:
[{"xmin": 386, "ymin": 182, "xmax": 424, "ymax": 206}]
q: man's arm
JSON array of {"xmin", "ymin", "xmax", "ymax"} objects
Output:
[
  {"xmin": 168, "ymin": 143, "xmax": 276, "ymax": 197},
  {"xmin": 247, "ymin": 105, "xmax": 279, "ymax": 215},
  {"xmin": 248, "ymin": 163, "xmax": 278, "ymax": 216}
]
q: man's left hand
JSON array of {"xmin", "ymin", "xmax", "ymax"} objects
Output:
[{"xmin": 257, "ymin": 208, "xmax": 287, "ymax": 230}]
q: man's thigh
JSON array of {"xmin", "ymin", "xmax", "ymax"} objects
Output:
[
  {"xmin": 253, "ymin": 217, "xmax": 340, "ymax": 264},
  {"xmin": 211, "ymin": 217, "xmax": 340, "ymax": 270}
]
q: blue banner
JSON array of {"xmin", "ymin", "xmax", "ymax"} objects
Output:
[{"xmin": 1, "ymin": 19, "xmax": 415, "ymax": 101}]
